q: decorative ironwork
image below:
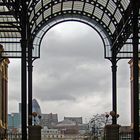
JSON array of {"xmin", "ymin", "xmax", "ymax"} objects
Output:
[{"xmin": 0, "ymin": 0, "xmax": 139, "ymax": 59}]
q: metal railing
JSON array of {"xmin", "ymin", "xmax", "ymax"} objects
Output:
[
  {"xmin": 0, "ymin": 132, "xmax": 134, "ymax": 140},
  {"xmin": 119, "ymin": 132, "xmax": 133, "ymax": 140},
  {"xmin": 0, "ymin": 133, "xmax": 22, "ymax": 140}
]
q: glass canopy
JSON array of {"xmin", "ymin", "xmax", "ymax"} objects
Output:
[{"xmin": 0, "ymin": 0, "xmax": 139, "ymax": 59}]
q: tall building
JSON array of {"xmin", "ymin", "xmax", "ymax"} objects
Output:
[
  {"xmin": 0, "ymin": 45, "xmax": 9, "ymax": 132},
  {"xmin": 40, "ymin": 113, "xmax": 58, "ymax": 128},
  {"xmin": 8, "ymin": 99, "xmax": 42, "ymax": 130},
  {"xmin": 128, "ymin": 59, "xmax": 140, "ymax": 128},
  {"xmin": 8, "ymin": 113, "xmax": 21, "ymax": 130},
  {"xmin": 32, "ymin": 98, "xmax": 42, "ymax": 125},
  {"xmin": 32, "ymin": 99, "xmax": 41, "ymax": 115}
]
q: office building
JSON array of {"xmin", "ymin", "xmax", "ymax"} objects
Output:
[
  {"xmin": 64, "ymin": 117, "xmax": 83, "ymax": 124},
  {"xmin": 55, "ymin": 119, "xmax": 79, "ymax": 134},
  {"xmin": 40, "ymin": 113, "xmax": 58, "ymax": 128},
  {"xmin": 32, "ymin": 98, "xmax": 41, "ymax": 115},
  {"xmin": 8, "ymin": 113, "xmax": 21, "ymax": 130}
]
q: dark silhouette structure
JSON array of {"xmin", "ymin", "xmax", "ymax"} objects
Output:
[{"xmin": 0, "ymin": 0, "xmax": 139, "ymax": 140}]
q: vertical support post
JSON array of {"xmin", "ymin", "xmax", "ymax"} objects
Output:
[
  {"xmin": 111, "ymin": 53, "xmax": 117, "ymax": 124},
  {"xmin": 131, "ymin": 0, "xmax": 139, "ymax": 139},
  {"xmin": 21, "ymin": 40, "xmax": 27, "ymax": 140},
  {"xmin": 28, "ymin": 42, "xmax": 33, "ymax": 126},
  {"xmin": 21, "ymin": 1, "xmax": 27, "ymax": 140}
]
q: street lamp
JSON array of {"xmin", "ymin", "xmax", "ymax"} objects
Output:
[
  {"xmin": 32, "ymin": 112, "xmax": 37, "ymax": 126},
  {"xmin": 109, "ymin": 111, "xmax": 119, "ymax": 124}
]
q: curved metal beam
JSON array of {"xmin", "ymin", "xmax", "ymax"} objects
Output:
[
  {"xmin": 28, "ymin": 0, "xmax": 123, "ymax": 38},
  {"xmin": 32, "ymin": 15, "xmax": 112, "ymax": 59}
]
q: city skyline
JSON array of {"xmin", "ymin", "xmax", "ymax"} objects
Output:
[{"xmin": 8, "ymin": 21, "xmax": 131, "ymax": 125}]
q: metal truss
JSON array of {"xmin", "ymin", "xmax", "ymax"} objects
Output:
[
  {"xmin": 0, "ymin": 0, "xmax": 139, "ymax": 59},
  {"xmin": 28, "ymin": 0, "xmax": 136, "ymax": 59}
]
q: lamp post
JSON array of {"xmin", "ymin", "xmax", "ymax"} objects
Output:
[
  {"xmin": 109, "ymin": 111, "xmax": 119, "ymax": 124},
  {"xmin": 104, "ymin": 111, "xmax": 120, "ymax": 140},
  {"xmin": 32, "ymin": 112, "xmax": 37, "ymax": 126},
  {"xmin": 28, "ymin": 112, "xmax": 42, "ymax": 140}
]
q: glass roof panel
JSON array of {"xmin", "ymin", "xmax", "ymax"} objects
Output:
[
  {"xmin": 44, "ymin": 7, "xmax": 51, "ymax": 19},
  {"xmin": 84, "ymin": 3, "xmax": 94, "ymax": 14},
  {"xmin": 53, "ymin": 3, "xmax": 61, "ymax": 14},
  {"xmin": 0, "ymin": 5, "xmax": 8, "ymax": 12},
  {"xmin": 109, "ymin": 22, "xmax": 115, "ymax": 33},
  {"xmin": 94, "ymin": 7, "xmax": 103, "ymax": 19},
  {"xmin": 102, "ymin": 13, "xmax": 110, "ymax": 26},
  {"xmin": 0, "ymin": 16, "xmax": 16, "ymax": 22},
  {"xmin": 35, "ymin": 2, "xmax": 42, "ymax": 14},
  {"xmin": 36, "ymin": 14, "xmax": 43, "ymax": 26},
  {"xmin": 107, "ymin": 0, "xmax": 116, "ymax": 14},
  {"xmin": 43, "ymin": 0, "xmax": 51, "ymax": 6},
  {"xmin": 73, "ymin": 1, "xmax": 83, "ymax": 11},
  {"xmin": 63, "ymin": 1, "xmax": 73, "ymax": 10},
  {"xmin": 120, "ymin": 0, "xmax": 130, "ymax": 10},
  {"xmin": 114, "ymin": 9, "xmax": 122, "ymax": 23},
  {"xmin": 97, "ymin": 0, "xmax": 107, "ymax": 7}
]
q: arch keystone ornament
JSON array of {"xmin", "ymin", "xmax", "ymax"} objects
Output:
[{"xmin": 0, "ymin": 0, "xmax": 139, "ymax": 140}]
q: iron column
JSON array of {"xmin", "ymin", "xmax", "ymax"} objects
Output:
[
  {"xmin": 21, "ymin": 1, "xmax": 27, "ymax": 140},
  {"xmin": 28, "ymin": 41, "xmax": 33, "ymax": 126},
  {"xmin": 111, "ymin": 52, "xmax": 117, "ymax": 124},
  {"xmin": 131, "ymin": 0, "xmax": 139, "ymax": 139}
]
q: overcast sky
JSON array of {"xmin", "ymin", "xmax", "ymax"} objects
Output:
[{"xmin": 8, "ymin": 22, "xmax": 131, "ymax": 125}]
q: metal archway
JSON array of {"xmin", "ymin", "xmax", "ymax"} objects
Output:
[
  {"xmin": 0, "ymin": 0, "xmax": 139, "ymax": 140},
  {"xmin": 0, "ymin": 0, "xmax": 136, "ymax": 59},
  {"xmin": 33, "ymin": 17, "xmax": 111, "ymax": 59}
]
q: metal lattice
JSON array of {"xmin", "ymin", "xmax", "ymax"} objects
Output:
[{"xmin": 0, "ymin": 0, "xmax": 139, "ymax": 59}]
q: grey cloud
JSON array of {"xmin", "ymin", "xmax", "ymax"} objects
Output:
[
  {"xmin": 8, "ymin": 22, "xmax": 130, "ymax": 125},
  {"xmin": 41, "ymin": 25, "xmax": 105, "ymax": 64},
  {"xmin": 8, "ymin": 59, "xmax": 21, "ymax": 101},
  {"xmin": 33, "ymin": 56, "xmax": 111, "ymax": 101}
]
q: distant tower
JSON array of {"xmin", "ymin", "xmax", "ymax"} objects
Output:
[
  {"xmin": 0, "ymin": 44, "xmax": 10, "ymax": 130},
  {"xmin": 32, "ymin": 99, "xmax": 41, "ymax": 115},
  {"xmin": 40, "ymin": 113, "xmax": 58, "ymax": 128},
  {"xmin": 32, "ymin": 99, "xmax": 41, "ymax": 125}
]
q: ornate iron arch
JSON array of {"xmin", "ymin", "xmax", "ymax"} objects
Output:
[
  {"xmin": 0, "ymin": 0, "xmax": 138, "ymax": 59},
  {"xmin": 28, "ymin": 0, "xmax": 133, "ymax": 59},
  {"xmin": 32, "ymin": 15, "xmax": 112, "ymax": 59}
]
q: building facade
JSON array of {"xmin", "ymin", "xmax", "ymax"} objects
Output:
[
  {"xmin": 8, "ymin": 113, "xmax": 21, "ymax": 130},
  {"xmin": 41, "ymin": 113, "xmax": 58, "ymax": 128},
  {"xmin": 0, "ymin": 45, "xmax": 9, "ymax": 134},
  {"xmin": 64, "ymin": 117, "xmax": 82, "ymax": 124},
  {"xmin": 129, "ymin": 59, "xmax": 140, "ymax": 129},
  {"xmin": 8, "ymin": 99, "xmax": 42, "ymax": 131},
  {"xmin": 55, "ymin": 119, "xmax": 79, "ymax": 135}
]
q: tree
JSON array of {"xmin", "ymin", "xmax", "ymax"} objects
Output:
[{"xmin": 88, "ymin": 113, "xmax": 111, "ymax": 139}]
